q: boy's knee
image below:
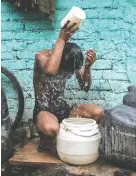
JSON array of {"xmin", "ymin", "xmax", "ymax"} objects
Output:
[
  {"xmin": 94, "ymin": 107, "xmax": 104, "ymax": 120},
  {"xmin": 36, "ymin": 111, "xmax": 60, "ymax": 137},
  {"xmin": 43, "ymin": 124, "xmax": 59, "ymax": 137}
]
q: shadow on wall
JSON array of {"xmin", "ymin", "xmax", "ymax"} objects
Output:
[
  {"xmin": 7, "ymin": 0, "xmax": 56, "ymax": 20},
  {"xmin": 127, "ymin": 58, "xmax": 136, "ymax": 85}
]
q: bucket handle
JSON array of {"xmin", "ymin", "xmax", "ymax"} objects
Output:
[{"xmin": 62, "ymin": 125, "xmax": 99, "ymax": 137}]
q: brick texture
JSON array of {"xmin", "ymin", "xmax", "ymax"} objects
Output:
[{"xmin": 1, "ymin": 0, "xmax": 136, "ymax": 122}]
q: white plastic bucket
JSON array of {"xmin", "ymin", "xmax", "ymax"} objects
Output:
[
  {"xmin": 61, "ymin": 6, "xmax": 86, "ymax": 28},
  {"xmin": 57, "ymin": 118, "xmax": 101, "ymax": 165}
]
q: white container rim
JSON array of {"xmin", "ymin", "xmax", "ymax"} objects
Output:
[
  {"xmin": 62, "ymin": 118, "xmax": 96, "ymax": 127},
  {"xmin": 61, "ymin": 118, "xmax": 99, "ymax": 137}
]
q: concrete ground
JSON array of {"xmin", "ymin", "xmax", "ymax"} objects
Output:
[{"xmin": 8, "ymin": 142, "xmax": 136, "ymax": 176}]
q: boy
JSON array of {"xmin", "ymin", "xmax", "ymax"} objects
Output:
[{"xmin": 33, "ymin": 21, "xmax": 104, "ymax": 152}]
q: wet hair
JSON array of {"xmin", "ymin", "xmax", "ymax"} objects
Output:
[{"xmin": 60, "ymin": 42, "xmax": 84, "ymax": 72}]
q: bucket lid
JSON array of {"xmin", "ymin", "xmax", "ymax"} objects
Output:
[{"xmin": 61, "ymin": 118, "xmax": 99, "ymax": 137}]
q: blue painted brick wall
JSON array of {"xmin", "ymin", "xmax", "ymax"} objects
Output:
[{"xmin": 1, "ymin": 0, "xmax": 136, "ymax": 122}]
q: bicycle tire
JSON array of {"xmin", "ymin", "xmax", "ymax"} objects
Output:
[{"xmin": 1, "ymin": 66, "xmax": 24, "ymax": 130}]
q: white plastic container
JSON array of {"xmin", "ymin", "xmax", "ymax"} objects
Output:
[
  {"xmin": 61, "ymin": 6, "xmax": 86, "ymax": 28},
  {"xmin": 57, "ymin": 118, "xmax": 101, "ymax": 165}
]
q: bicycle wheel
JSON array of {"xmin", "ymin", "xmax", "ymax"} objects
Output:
[{"xmin": 1, "ymin": 66, "xmax": 24, "ymax": 130}]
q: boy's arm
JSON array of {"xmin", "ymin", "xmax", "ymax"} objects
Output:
[
  {"xmin": 76, "ymin": 49, "xmax": 96, "ymax": 92},
  {"xmin": 76, "ymin": 67, "xmax": 91, "ymax": 92},
  {"xmin": 35, "ymin": 21, "xmax": 78, "ymax": 75}
]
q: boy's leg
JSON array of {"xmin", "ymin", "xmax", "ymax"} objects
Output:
[
  {"xmin": 69, "ymin": 104, "xmax": 104, "ymax": 123},
  {"xmin": 36, "ymin": 111, "xmax": 60, "ymax": 152}
]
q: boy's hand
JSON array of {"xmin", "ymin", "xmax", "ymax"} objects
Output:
[
  {"xmin": 58, "ymin": 21, "xmax": 79, "ymax": 43},
  {"xmin": 85, "ymin": 49, "xmax": 96, "ymax": 68}
]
